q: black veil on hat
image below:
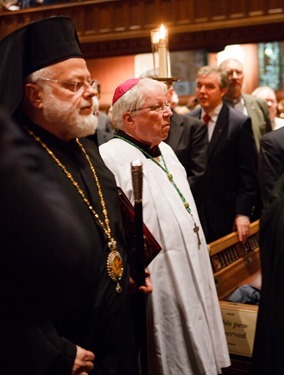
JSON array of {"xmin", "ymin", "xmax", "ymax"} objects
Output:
[{"xmin": 0, "ymin": 16, "xmax": 83, "ymax": 116}]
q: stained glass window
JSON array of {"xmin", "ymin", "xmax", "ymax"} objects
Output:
[{"xmin": 258, "ymin": 42, "xmax": 284, "ymax": 90}]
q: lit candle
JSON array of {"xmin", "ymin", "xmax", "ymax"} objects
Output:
[
  {"xmin": 167, "ymin": 51, "xmax": 171, "ymax": 78},
  {"xmin": 158, "ymin": 24, "xmax": 168, "ymax": 78}
]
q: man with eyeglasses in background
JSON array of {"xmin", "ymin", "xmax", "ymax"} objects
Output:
[
  {"xmin": 0, "ymin": 16, "xmax": 151, "ymax": 375},
  {"xmin": 220, "ymin": 58, "xmax": 272, "ymax": 151},
  {"xmin": 99, "ymin": 77, "xmax": 230, "ymax": 375}
]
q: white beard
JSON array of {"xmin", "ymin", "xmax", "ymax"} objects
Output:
[{"xmin": 42, "ymin": 89, "xmax": 98, "ymax": 140}]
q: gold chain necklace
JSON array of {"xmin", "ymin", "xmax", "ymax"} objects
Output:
[{"xmin": 26, "ymin": 128, "xmax": 124, "ymax": 293}]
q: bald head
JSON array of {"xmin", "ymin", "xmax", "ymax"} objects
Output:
[
  {"xmin": 219, "ymin": 59, "xmax": 244, "ymax": 102},
  {"xmin": 220, "ymin": 58, "xmax": 243, "ymax": 71}
]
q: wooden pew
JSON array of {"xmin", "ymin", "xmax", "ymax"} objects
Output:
[
  {"xmin": 209, "ymin": 220, "xmax": 261, "ymax": 374},
  {"xmin": 210, "ymin": 220, "xmax": 261, "ymax": 300}
]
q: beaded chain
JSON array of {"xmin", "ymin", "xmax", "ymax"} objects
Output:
[{"xmin": 114, "ymin": 135, "xmax": 201, "ymax": 248}]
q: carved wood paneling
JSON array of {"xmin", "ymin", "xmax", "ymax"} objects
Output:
[
  {"xmin": 175, "ymin": 0, "xmax": 192, "ymax": 25},
  {"xmin": 0, "ymin": 0, "xmax": 284, "ymax": 58},
  {"xmin": 210, "ymin": 0, "xmax": 227, "ymax": 21},
  {"xmin": 267, "ymin": 0, "xmax": 284, "ymax": 14},
  {"xmin": 248, "ymin": 0, "xmax": 266, "ymax": 16},
  {"xmin": 228, "ymin": 1, "xmax": 247, "ymax": 19},
  {"xmin": 128, "ymin": 1, "xmax": 142, "ymax": 31},
  {"xmin": 193, "ymin": 0, "xmax": 210, "ymax": 22}
]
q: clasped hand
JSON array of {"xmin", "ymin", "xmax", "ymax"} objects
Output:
[{"xmin": 72, "ymin": 345, "xmax": 95, "ymax": 375}]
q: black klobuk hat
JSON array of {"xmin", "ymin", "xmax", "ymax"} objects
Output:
[{"xmin": 0, "ymin": 16, "xmax": 83, "ymax": 116}]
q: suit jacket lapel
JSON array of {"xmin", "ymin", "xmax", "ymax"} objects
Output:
[
  {"xmin": 167, "ymin": 111, "xmax": 185, "ymax": 149},
  {"xmin": 242, "ymin": 94, "xmax": 255, "ymax": 116},
  {"xmin": 208, "ymin": 104, "xmax": 228, "ymax": 159}
]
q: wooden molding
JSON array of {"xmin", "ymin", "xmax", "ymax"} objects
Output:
[{"xmin": 1, "ymin": 0, "xmax": 284, "ymax": 57}]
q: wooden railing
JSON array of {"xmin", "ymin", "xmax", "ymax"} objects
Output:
[
  {"xmin": 209, "ymin": 220, "xmax": 261, "ymax": 300},
  {"xmin": 1, "ymin": 1, "xmax": 284, "ymax": 58},
  {"xmin": 209, "ymin": 221, "xmax": 261, "ymax": 372}
]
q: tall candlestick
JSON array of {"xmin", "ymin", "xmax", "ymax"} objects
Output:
[
  {"xmin": 151, "ymin": 24, "xmax": 169, "ymax": 78},
  {"xmin": 167, "ymin": 51, "xmax": 171, "ymax": 78},
  {"xmin": 158, "ymin": 25, "xmax": 168, "ymax": 77}
]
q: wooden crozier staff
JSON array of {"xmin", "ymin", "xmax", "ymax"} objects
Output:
[
  {"xmin": 131, "ymin": 159, "xmax": 148, "ymax": 375},
  {"xmin": 131, "ymin": 159, "xmax": 145, "ymax": 286}
]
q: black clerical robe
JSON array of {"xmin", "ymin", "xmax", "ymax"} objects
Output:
[
  {"xmin": 251, "ymin": 172, "xmax": 284, "ymax": 374},
  {"xmin": 1, "ymin": 112, "xmax": 138, "ymax": 375}
]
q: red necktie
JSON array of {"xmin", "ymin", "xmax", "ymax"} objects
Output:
[{"xmin": 203, "ymin": 113, "xmax": 211, "ymax": 125}]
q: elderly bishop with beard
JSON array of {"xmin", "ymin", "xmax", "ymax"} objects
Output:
[
  {"xmin": 0, "ymin": 17, "xmax": 152, "ymax": 375},
  {"xmin": 99, "ymin": 78, "xmax": 230, "ymax": 375}
]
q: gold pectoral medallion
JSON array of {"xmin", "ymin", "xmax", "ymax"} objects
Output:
[
  {"xmin": 107, "ymin": 241, "xmax": 124, "ymax": 293},
  {"xmin": 25, "ymin": 132, "xmax": 124, "ymax": 293}
]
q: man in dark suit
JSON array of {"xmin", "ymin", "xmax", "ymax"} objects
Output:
[
  {"xmin": 258, "ymin": 126, "xmax": 284, "ymax": 207},
  {"xmin": 164, "ymin": 84, "xmax": 208, "ymax": 203},
  {"xmin": 190, "ymin": 65, "xmax": 258, "ymax": 243},
  {"xmin": 251, "ymin": 171, "xmax": 284, "ymax": 375}
]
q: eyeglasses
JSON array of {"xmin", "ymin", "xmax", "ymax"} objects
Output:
[
  {"xmin": 37, "ymin": 78, "xmax": 98, "ymax": 93},
  {"xmin": 130, "ymin": 103, "xmax": 171, "ymax": 113}
]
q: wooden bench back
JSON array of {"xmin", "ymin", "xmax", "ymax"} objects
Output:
[{"xmin": 209, "ymin": 221, "xmax": 261, "ymax": 300}]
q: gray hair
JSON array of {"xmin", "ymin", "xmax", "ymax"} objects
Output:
[
  {"xmin": 251, "ymin": 86, "xmax": 276, "ymax": 99},
  {"xmin": 25, "ymin": 66, "xmax": 53, "ymax": 84},
  {"xmin": 197, "ymin": 65, "xmax": 228, "ymax": 90},
  {"xmin": 112, "ymin": 78, "xmax": 167, "ymax": 127},
  {"xmin": 219, "ymin": 58, "xmax": 244, "ymax": 71}
]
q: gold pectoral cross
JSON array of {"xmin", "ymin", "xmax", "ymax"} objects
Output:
[{"xmin": 193, "ymin": 222, "xmax": 201, "ymax": 249}]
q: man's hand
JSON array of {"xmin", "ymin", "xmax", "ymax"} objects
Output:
[
  {"xmin": 128, "ymin": 270, "xmax": 153, "ymax": 294},
  {"xmin": 71, "ymin": 345, "xmax": 95, "ymax": 375},
  {"xmin": 234, "ymin": 215, "xmax": 250, "ymax": 243},
  {"xmin": 138, "ymin": 271, "xmax": 153, "ymax": 294}
]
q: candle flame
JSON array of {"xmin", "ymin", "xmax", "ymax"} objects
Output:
[{"xmin": 159, "ymin": 24, "xmax": 167, "ymax": 40}]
